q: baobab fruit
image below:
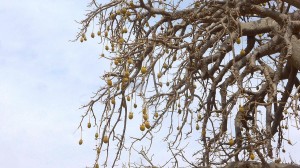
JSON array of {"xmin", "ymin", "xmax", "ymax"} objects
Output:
[
  {"xmin": 134, "ymin": 103, "xmax": 137, "ymax": 108},
  {"xmin": 173, "ymin": 55, "xmax": 177, "ymax": 61},
  {"xmin": 129, "ymin": 1, "xmax": 134, "ymax": 8},
  {"xmin": 121, "ymin": 8, "xmax": 127, "ymax": 15},
  {"xmin": 127, "ymin": 58, "xmax": 133, "ymax": 64},
  {"xmin": 95, "ymin": 133, "xmax": 99, "ymax": 139},
  {"xmin": 236, "ymin": 37, "xmax": 241, "ymax": 44},
  {"xmin": 238, "ymin": 105, "xmax": 245, "ymax": 113},
  {"xmin": 95, "ymin": 163, "xmax": 99, "ymax": 168},
  {"xmin": 128, "ymin": 112, "xmax": 133, "ymax": 119},
  {"xmin": 114, "ymin": 59, "xmax": 119, "ymax": 65},
  {"xmin": 107, "ymin": 79, "xmax": 113, "ymax": 86},
  {"xmin": 109, "ymin": 13, "xmax": 116, "ymax": 20},
  {"xmin": 140, "ymin": 124, "xmax": 145, "ymax": 131},
  {"xmin": 275, "ymin": 158, "xmax": 281, "ymax": 163},
  {"xmin": 122, "ymin": 27, "xmax": 128, "ymax": 34},
  {"xmin": 154, "ymin": 112, "xmax": 158, "ymax": 118},
  {"xmin": 143, "ymin": 114, "xmax": 149, "ymax": 121},
  {"xmin": 103, "ymin": 135, "xmax": 109, "ymax": 143},
  {"xmin": 127, "ymin": 96, "xmax": 131, "ymax": 101},
  {"xmin": 240, "ymin": 49, "xmax": 246, "ymax": 56},
  {"xmin": 141, "ymin": 66, "xmax": 147, "ymax": 74},
  {"xmin": 118, "ymin": 38, "xmax": 125, "ymax": 44},
  {"xmin": 97, "ymin": 31, "xmax": 101, "ymax": 36},
  {"xmin": 229, "ymin": 138, "xmax": 234, "ymax": 146},
  {"xmin": 97, "ymin": 148, "xmax": 100, "ymax": 154},
  {"xmin": 196, "ymin": 123, "xmax": 200, "ymax": 130},
  {"xmin": 104, "ymin": 31, "xmax": 108, "ymax": 37},
  {"xmin": 105, "ymin": 45, "xmax": 109, "ymax": 50},
  {"xmin": 79, "ymin": 139, "xmax": 83, "ymax": 145},
  {"xmin": 111, "ymin": 98, "xmax": 116, "ymax": 105},
  {"xmin": 124, "ymin": 70, "xmax": 130, "ymax": 77},
  {"xmin": 166, "ymin": 82, "xmax": 170, "ymax": 86},
  {"xmin": 91, "ymin": 32, "xmax": 95, "ymax": 38},
  {"xmin": 158, "ymin": 82, "xmax": 162, "ymax": 87},
  {"xmin": 142, "ymin": 108, "xmax": 147, "ymax": 114},
  {"xmin": 157, "ymin": 72, "xmax": 162, "ymax": 78},
  {"xmin": 123, "ymin": 77, "xmax": 129, "ymax": 83},
  {"xmin": 163, "ymin": 63, "xmax": 168, "ymax": 69},
  {"xmin": 250, "ymin": 152, "xmax": 255, "ymax": 160},
  {"xmin": 87, "ymin": 122, "xmax": 91, "ymax": 128},
  {"xmin": 145, "ymin": 121, "xmax": 150, "ymax": 129},
  {"xmin": 178, "ymin": 109, "xmax": 182, "ymax": 114}
]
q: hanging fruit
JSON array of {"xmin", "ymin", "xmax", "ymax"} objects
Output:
[
  {"xmin": 250, "ymin": 152, "xmax": 255, "ymax": 160},
  {"xmin": 129, "ymin": 112, "xmax": 133, "ymax": 119},
  {"xmin": 140, "ymin": 124, "xmax": 145, "ymax": 131},
  {"xmin": 238, "ymin": 105, "xmax": 245, "ymax": 113},
  {"xmin": 154, "ymin": 112, "xmax": 159, "ymax": 118},
  {"xmin": 236, "ymin": 37, "xmax": 241, "ymax": 44},
  {"xmin": 240, "ymin": 49, "xmax": 246, "ymax": 56},
  {"xmin": 141, "ymin": 66, "xmax": 147, "ymax": 74},
  {"xmin": 229, "ymin": 138, "xmax": 234, "ymax": 146},
  {"xmin": 196, "ymin": 123, "xmax": 200, "ymax": 130},
  {"xmin": 79, "ymin": 139, "xmax": 83, "ymax": 145},
  {"xmin": 145, "ymin": 121, "xmax": 151, "ymax": 129},
  {"xmin": 107, "ymin": 79, "xmax": 113, "ymax": 86},
  {"xmin": 103, "ymin": 135, "xmax": 109, "ymax": 143}
]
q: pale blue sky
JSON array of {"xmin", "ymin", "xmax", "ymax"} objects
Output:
[
  {"xmin": 1, "ymin": 1, "xmax": 300, "ymax": 167},
  {"xmin": 0, "ymin": 0, "xmax": 106, "ymax": 167}
]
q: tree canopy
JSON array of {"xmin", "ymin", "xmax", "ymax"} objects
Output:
[{"xmin": 76, "ymin": 0, "xmax": 300, "ymax": 167}]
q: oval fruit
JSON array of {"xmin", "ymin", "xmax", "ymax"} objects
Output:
[
  {"xmin": 143, "ymin": 114, "xmax": 148, "ymax": 121},
  {"xmin": 157, "ymin": 72, "xmax": 162, "ymax": 78},
  {"xmin": 145, "ymin": 121, "xmax": 151, "ymax": 129},
  {"xmin": 238, "ymin": 105, "xmax": 245, "ymax": 113},
  {"xmin": 79, "ymin": 139, "xmax": 83, "ymax": 145},
  {"xmin": 107, "ymin": 79, "xmax": 112, "ymax": 86},
  {"xmin": 250, "ymin": 152, "xmax": 255, "ymax": 160},
  {"xmin": 229, "ymin": 138, "xmax": 234, "ymax": 146},
  {"xmin": 240, "ymin": 49, "xmax": 246, "ymax": 56},
  {"xmin": 196, "ymin": 123, "xmax": 200, "ymax": 130},
  {"xmin": 111, "ymin": 98, "xmax": 116, "ymax": 105},
  {"xmin": 141, "ymin": 66, "xmax": 147, "ymax": 74},
  {"xmin": 140, "ymin": 124, "xmax": 145, "ymax": 131},
  {"xmin": 129, "ymin": 112, "xmax": 133, "ymax": 119},
  {"xmin": 103, "ymin": 135, "xmax": 109, "ymax": 143},
  {"xmin": 236, "ymin": 37, "xmax": 241, "ymax": 44}
]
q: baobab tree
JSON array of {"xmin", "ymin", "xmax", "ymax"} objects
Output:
[{"xmin": 76, "ymin": 0, "xmax": 300, "ymax": 167}]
